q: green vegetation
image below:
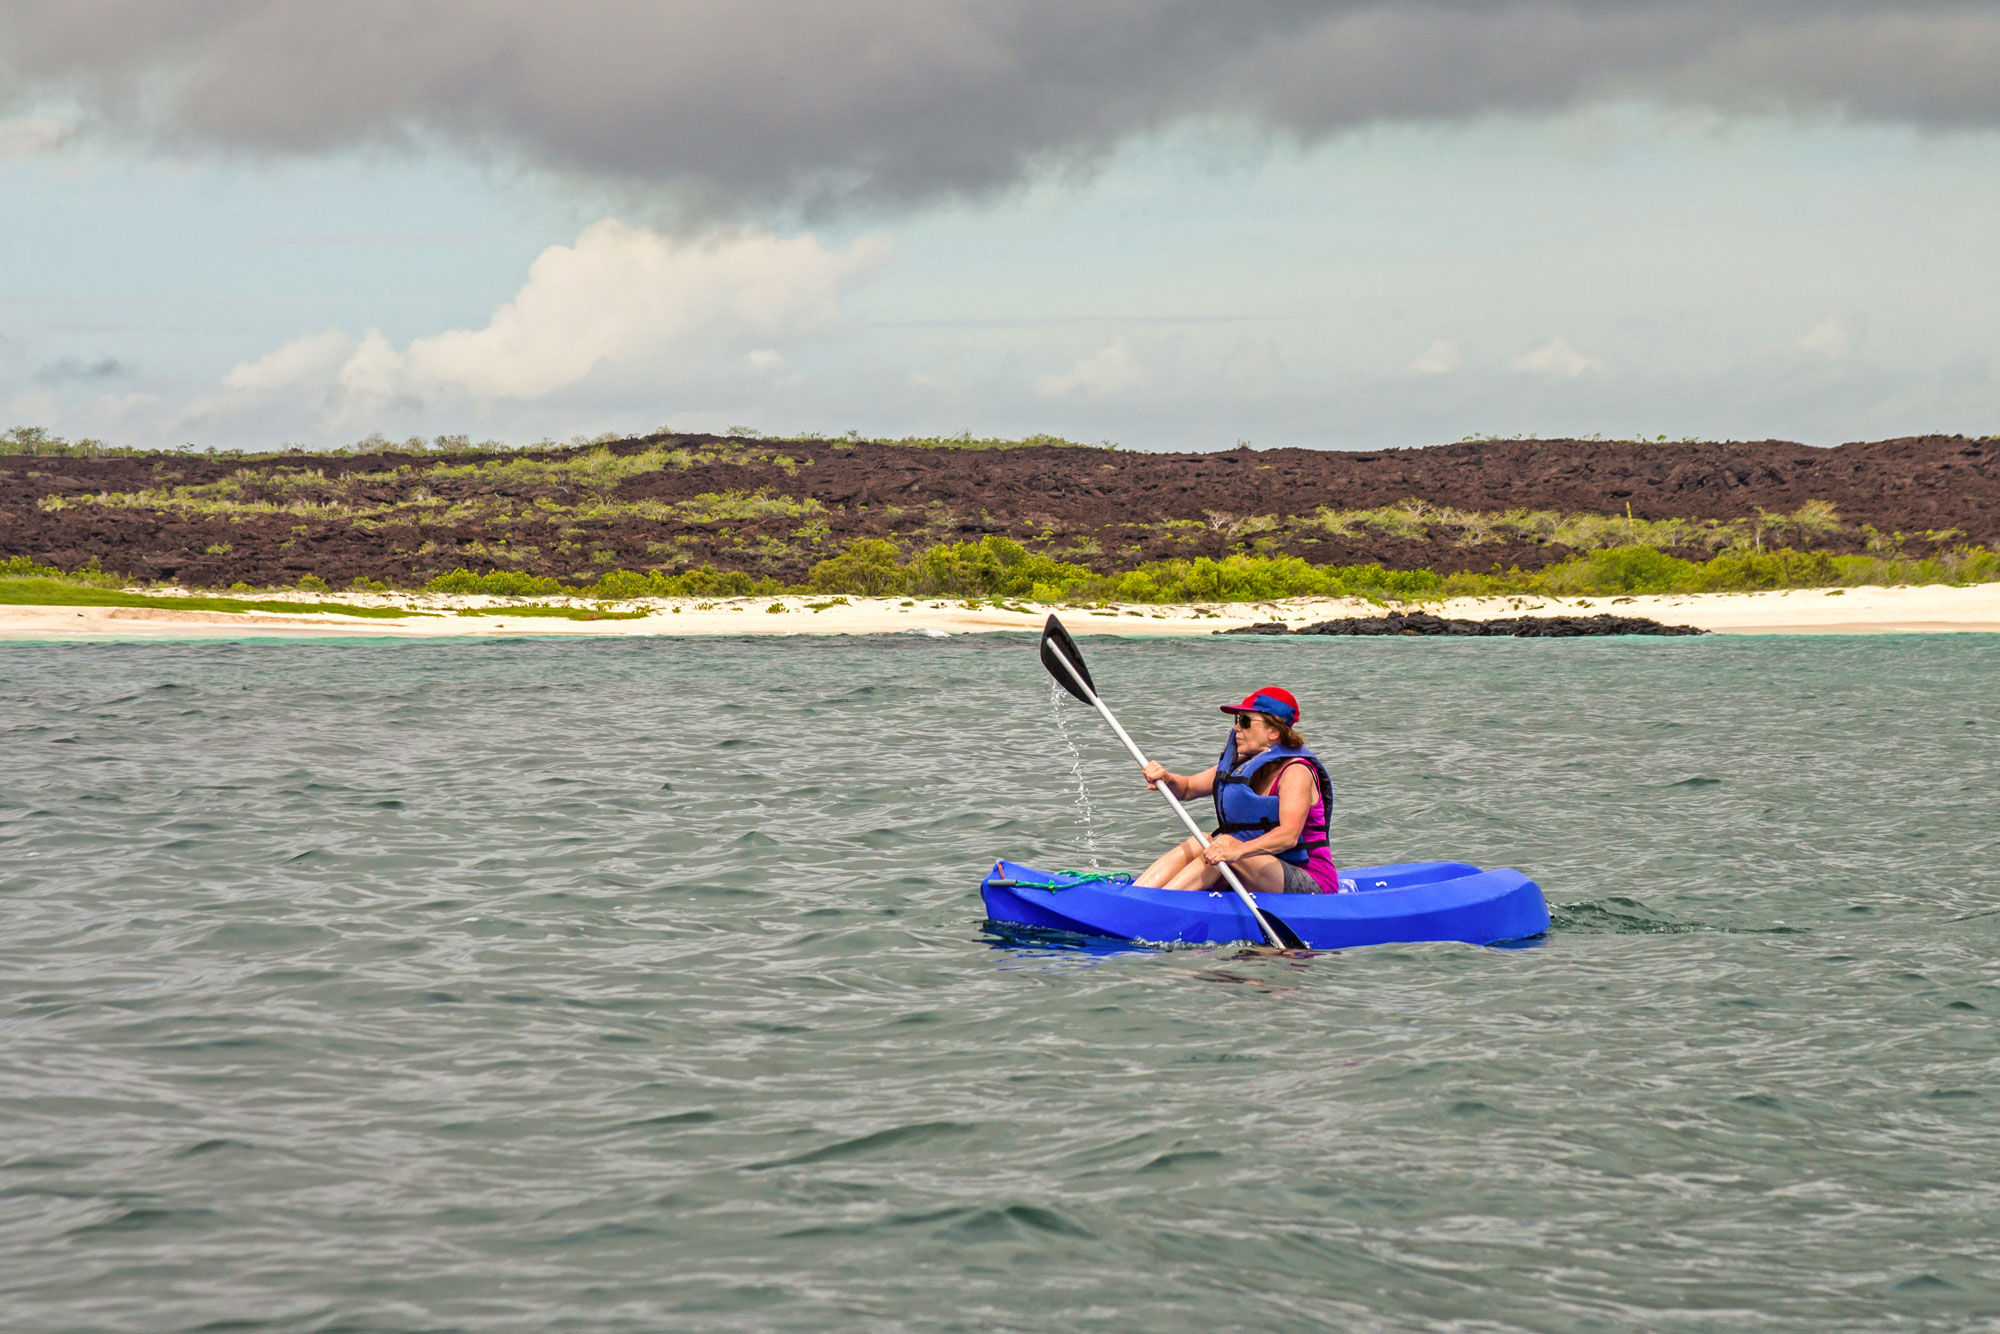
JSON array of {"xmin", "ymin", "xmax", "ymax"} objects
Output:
[
  {"xmin": 425, "ymin": 565, "xmax": 782, "ymax": 599},
  {"xmin": 7, "ymin": 538, "xmax": 1997, "ymax": 622},
  {"xmin": 3, "ymin": 423, "xmax": 1118, "ymax": 466},
  {"xmin": 34, "ymin": 445, "xmax": 814, "ymax": 528},
  {"xmin": 1, "ymin": 425, "xmax": 527, "ymax": 461},
  {"xmin": 669, "ymin": 490, "xmax": 823, "ymax": 522},
  {"xmin": 1, "ymin": 554, "xmax": 125, "ymax": 587},
  {"xmin": 802, "ymin": 539, "xmax": 906, "ymax": 596},
  {"xmin": 801, "ymin": 536, "xmax": 1445, "ymax": 601},
  {"xmin": 1, "ymin": 426, "xmax": 126, "ymax": 457},
  {"xmin": 801, "ymin": 534, "xmax": 2000, "ymax": 603},
  {"xmin": 1502, "ymin": 544, "xmax": 2000, "ymax": 597},
  {"xmin": 1304, "ymin": 499, "xmax": 1845, "ymax": 553},
  {"xmin": 876, "ymin": 431, "xmax": 1109, "ymax": 451},
  {"xmin": 424, "ymin": 568, "xmax": 565, "ymax": 596},
  {"xmin": 0, "ymin": 575, "xmax": 416, "ymax": 620}
]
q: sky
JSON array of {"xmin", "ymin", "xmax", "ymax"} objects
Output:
[{"xmin": 2, "ymin": 2, "xmax": 1998, "ymax": 453}]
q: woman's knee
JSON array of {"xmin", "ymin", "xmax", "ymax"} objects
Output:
[{"xmin": 1234, "ymin": 856, "xmax": 1286, "ymax": 894}]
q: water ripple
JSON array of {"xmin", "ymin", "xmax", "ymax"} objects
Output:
[{"xmin": 0, "ymin": 633, "xmax": 1995, "ymax": 1331}]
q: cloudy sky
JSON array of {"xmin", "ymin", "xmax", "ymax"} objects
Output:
[{"xmin": 3, "ymin": 1, "xmax": 1998, "ymax": 452}]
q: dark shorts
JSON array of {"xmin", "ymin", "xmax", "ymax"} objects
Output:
[{"xmin": 1277, "ymin": 860, "xmax": 1320, "ymax": 894}]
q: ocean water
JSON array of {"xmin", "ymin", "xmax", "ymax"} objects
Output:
[{"xmin": 1, "ymin": 631, "xmax": 1996, "ymax": 1332}]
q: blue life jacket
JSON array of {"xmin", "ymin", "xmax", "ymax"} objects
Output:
[{"xmin": 1211, "ymin": 733, "xmax": 1334, "ymax": 866}]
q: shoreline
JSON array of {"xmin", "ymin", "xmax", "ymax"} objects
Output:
[{"xmin": 4, "ymin": 582, "xmax": 2000, "ymax": 640}]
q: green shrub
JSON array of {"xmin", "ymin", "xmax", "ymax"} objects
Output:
[
  {"xmin": 1544, "ymin": 546, "xmax": 1699, "ymax": 595},
  {"xmin": 807, "ymin": 539, "xmax": 907, "ymax": 596},
  {"xmin": 0, "ymin": 555, "xmax": 126, "ymax": 588},
  {"xmin": 673, "ymin": 489, "xmax": 824, "ymax": 522},
  {"xmin": 1433, "ymin": 543, "xmax": 2000, "ymax": 598},
  {"xmin": 1692, "ymin": 548, "xmax": 1840, "ymax": 591},
  {"xmin": 1346, "ymin": 564, "xmax": 1449, "ymax": 600},
  {"xmin": 671, "ymin": 565, "xmax": 776, "ymax": 597},
  {"xmin": 802, "ymin": 541, "xmax": 1465, "ymax": 604},
  {"xmin": 905, "ymin": 536, "xmax": 1092, "ymax": 598},
  {"xmin": 1, "ymin": 555, "xmax": 61, "ymax": 579},
  {"xmin": 582, "ymin": 568, "xmax": 661, "ymax": 600},
  {"xmin": 296, "ymin": 574, "xmax": 330, "ymax": 593},
  {"xmin": 810, "ymin": 535, "xmax": 1067, "ymax": 598},
  {"xmin": 1, "ymin": 427, "xmax": 121, "ymax": 457},
  {"xmin": 424, "ymin": 567, "xmax": 565, "ymax": 596}
]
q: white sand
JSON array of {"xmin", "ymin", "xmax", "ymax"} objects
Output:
[{"xmin": 3, "ymin": 583, "xmax": 1999, "ymax": 640}]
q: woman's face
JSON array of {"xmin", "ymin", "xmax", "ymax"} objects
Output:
[{"xmin": 1234, "ymin": 712, "xmax": 1276, "ymax": 756}]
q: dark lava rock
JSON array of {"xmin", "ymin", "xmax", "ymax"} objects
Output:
[
  {"xmin": 4, "ymin": 432, "xmax": 1994, "ymax": 588},
  {"xmin": 1220, "ymin": 610, "xmax": 1705, "ymax": 637}
]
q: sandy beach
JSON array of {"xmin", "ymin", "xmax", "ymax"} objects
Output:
[{"xmin": 4, "ymin": 582, "xmax": 1999, "ymax": 640}]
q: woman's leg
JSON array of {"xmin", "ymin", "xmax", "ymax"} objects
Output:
[
  {"xmin": 1137, "ymin": 835, "xmax": 1203, "ymax": 888},
  {"xmin": 1161, "ymin": 853, "xmax": 1287, "ymax": 894}
]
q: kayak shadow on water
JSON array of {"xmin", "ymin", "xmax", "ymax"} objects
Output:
[
  {"xmin": 979, "ymin": 919, "xmax": 1158, "ymax": 959},
  {"xmin": 980, "ymin": 919, "xmax": 1549, "ymax": 974},
  {"xmin": 979, "ymin": 919, "xmax": 1322, "ymax": 989}
]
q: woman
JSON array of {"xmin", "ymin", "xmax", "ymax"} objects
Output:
[{"xmin": 1136, "ymin": 687, "xmax": 1341, "ymax": 894}]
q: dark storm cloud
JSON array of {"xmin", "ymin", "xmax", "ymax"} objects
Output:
[
  {"xmin": 36, "ymin": 355, "xmax": 134, "ymax": 384},
  {"xmin": 3, "ymin": 2, "xmax": 1997, "ymax": 209}
]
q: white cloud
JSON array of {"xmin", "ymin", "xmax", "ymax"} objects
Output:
[
  {"xmin": 185, "ymin": 220, "xmax": 888, "ymax": 429},
  {"xmin": 1035, "ymin": 336, "xmax": 1150, "ymax": 398},
  {"xmin": 742, "ymin": 347, "xmax": 805, "ymax": 389},
  {"xmin": 1409, "ymin": 338, "xmax": 1462, "ymax": 375},
  {"xmin": 0, "ymin": 116, "xmax": 79, "ymax": 158},
  {"xmin": 219, "ymin": 329, "xmax": 356, "ymax": 394},
  {"xmin": 1797, "ymin": 315, "xmax": 1861, "ymax": 359},
  {"xmin": 1511, "ymin": 337, "xmax": 1601, "ymax": 377}
]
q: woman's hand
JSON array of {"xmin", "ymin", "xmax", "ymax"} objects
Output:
[
  {"xmin": 1142, "ymin": 761, "xmax": 1176, "ymax": 795},
  {"xmin": 1202, "ymin": 834, "xmax": 1247, "ymax": 865}
]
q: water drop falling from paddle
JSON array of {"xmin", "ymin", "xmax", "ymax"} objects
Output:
[{"xmin": 1047, "ymin": 677, "xmax": 1101, "ymax": 869}]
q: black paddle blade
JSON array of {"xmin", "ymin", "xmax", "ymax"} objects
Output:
[
  {"xmin": 1261, "ymin": 911, "xmax": 1308, "ymax": 952},
  {"xmin": 1039, "ymin": 614, "xmax": 1096, "ymax": 703}
]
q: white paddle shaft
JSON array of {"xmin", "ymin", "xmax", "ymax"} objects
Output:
[{"xmin": 1042, "ymin": 639, "xmax": 1289, "ymax": 948}]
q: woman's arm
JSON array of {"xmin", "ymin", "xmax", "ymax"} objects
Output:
[{"xmin": 1141, "ymin": 763, "xmax": 1218, "ymax": 801}]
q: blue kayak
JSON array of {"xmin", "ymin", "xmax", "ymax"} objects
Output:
[{"xmin": 981, "ymin": 860, "xmax": 1549, "ymax": 950}]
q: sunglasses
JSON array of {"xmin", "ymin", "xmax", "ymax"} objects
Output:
[{"xmin": 1233, "ymin": 714, "xmax": 1264, "ymax": 730}]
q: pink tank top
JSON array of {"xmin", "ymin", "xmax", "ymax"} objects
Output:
[{"xmin": 1274, "ymin": 759, "xmax": 1342, "ymax": 893}]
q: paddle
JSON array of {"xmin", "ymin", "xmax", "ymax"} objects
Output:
[{"xmin": 1038, "ymin": 614, "xmax": 1305, "ymax": 950}]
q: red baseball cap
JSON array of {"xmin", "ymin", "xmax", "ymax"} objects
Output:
[{"xmin": 1220, "ymin": 687, "xmax": 1299, "ymax": 725}]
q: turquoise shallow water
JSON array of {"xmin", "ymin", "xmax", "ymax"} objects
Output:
[{"xmin": 2, "ymin": 632, "xmax": 1997, "ymax": 1332}]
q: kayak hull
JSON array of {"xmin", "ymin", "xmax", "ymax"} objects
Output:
[{"xmin": 980, "ymin": 860, "xmax": 1548, "ymax": 950}]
